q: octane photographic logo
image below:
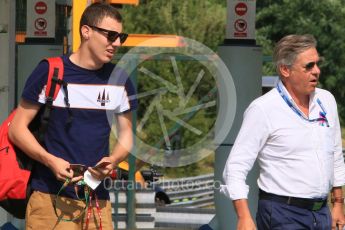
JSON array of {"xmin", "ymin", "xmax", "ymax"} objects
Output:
[{"xmin": 107, "ymin": 37, "xmax": 236, "ymax": 167}]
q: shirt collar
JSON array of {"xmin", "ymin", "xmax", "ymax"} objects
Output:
[
  {"xmin": 277, "ymin": 80, "xmax": 293, "ymax": 101},
  {"xmin": 277, "ymin": 80, "xmax": 317, "ymax": 107},
  {"xmin": 277, "ymin": 80, "xmax": 318, "ymax": 119}
]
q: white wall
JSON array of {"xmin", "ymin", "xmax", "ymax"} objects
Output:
[
  {"xmin": 0, "ymin": 0, "xmax": 15, "ymax": 225},
  {"xmin": 0, "ymin": 0, "xmax": 15, "ymax": 123}
]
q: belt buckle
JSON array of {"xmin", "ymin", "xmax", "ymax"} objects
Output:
[{"xmin": 312, "ymin": 201, "xmax": 324, "ymax": 211}]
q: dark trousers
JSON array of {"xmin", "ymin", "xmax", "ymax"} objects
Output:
[{"xmin": 256, "ymin": 199, "xmax": 332, "ymax": 230}]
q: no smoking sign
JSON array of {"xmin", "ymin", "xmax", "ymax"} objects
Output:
[
  {"xmin": 35, "ymin": 18, "xmax": 47, "ymax": 31},
  {"xmin": 234, "ymin": 19, "xmax": 247, "ymax": 32}
]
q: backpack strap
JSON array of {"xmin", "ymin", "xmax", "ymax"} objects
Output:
[
  {"xmin": 45, "ymin": 57, "xmax": 64, "ymax": 101},
  {"xmin": 38, "ymin": 57, "xmax": 67, "ymax": 142}
]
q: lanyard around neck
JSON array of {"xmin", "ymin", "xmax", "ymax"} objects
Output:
[{"xmin": 276, "ymin": 83, "xmax": 329, "ymax": 126}]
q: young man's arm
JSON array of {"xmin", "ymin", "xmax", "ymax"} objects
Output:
[
  {"xmin": 233, "ymin": 199, "xmax": 256, "ymax": 230},
  {"xmin": 88, "ymin": 112, "xmax": 133, "ymax": 179},
  {"xmin": 109, "ymin": 112, "xmax": 133, "ymax": 164},
  {"xmin": 8, "ymin": 99, "xmax": 74, "ymax": 181}
]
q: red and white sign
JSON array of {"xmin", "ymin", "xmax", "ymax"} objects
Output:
[
  {"xmin": 235, "ymin": 2, "xmax": 247, "ymax": 16},
  {"xmin": 35, "ymin": 1, "xmax": 47, "ymax": 14},
  {"xmin": 34, "ymin": 18, "xmax": 47, "ymax": 35},
  {"xmin": 27, "ymin": 0, "xmax": 55, "ymax": 38},
  {"xmin": 226, "ymin": 0, "xmax": 256, "ymax": 40},
  {"xmin": 234, "ymin": 19, "xmax": 247, "ymax": 35}
]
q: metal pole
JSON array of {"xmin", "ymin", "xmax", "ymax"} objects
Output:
[
  {"xmin": 126, "ymin": 55, "xmax": 138, "ymax": 230},
  {"xmin": 8, "ymin": 0, "xmax": 16, "ymax": 112},
  {"xmin": 72, "ymin": 0, "xmax": 90, "ymax": 52}
]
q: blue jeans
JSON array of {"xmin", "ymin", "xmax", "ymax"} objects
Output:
[{"xmin": 256, "ymin": 199, "xmax": 332, "ymax": 230}]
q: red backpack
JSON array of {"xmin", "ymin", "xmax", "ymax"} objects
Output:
[{"xmin": 0, "ymin": 57, "xmax": 65, "ymax": 219}]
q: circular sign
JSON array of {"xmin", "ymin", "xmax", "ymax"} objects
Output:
[
  {"xmin": 235, "ymin": 2, "xmax": 247, "ymax": 16},
  {"xmin": 234, "ymin": 19, "xmax": 247, "ymax": 32},
  {"xmin": 35, "ymin": 18, "xmax": 47, "ymax": 31},
  {"xmin": 35, "ymin": 1, "xmax": 47, "ymax": 14}
]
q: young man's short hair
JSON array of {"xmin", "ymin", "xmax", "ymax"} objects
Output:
[{"xmin": 79, "ymin": 2, "xmax": 123, "ymax": 39}]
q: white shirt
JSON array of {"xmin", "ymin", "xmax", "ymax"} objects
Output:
[{"xmin": 220, "ymin": 81, "xmax": 345, "ymax": 200}]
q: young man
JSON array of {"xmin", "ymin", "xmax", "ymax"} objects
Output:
[
  {"xmin": 9, "ymin": 2, "xmax": 136, "ymax": 229},
  {"xmin": 221, "ymin": 34, "xmax": 345, "ymax": 229}
]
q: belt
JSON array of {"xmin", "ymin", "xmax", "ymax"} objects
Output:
[{"xmin": 259, "ymin": 189, "xmax": 327, "ymax": 211}]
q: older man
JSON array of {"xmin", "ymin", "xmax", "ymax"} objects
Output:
[{"xmin": 221, "ymin": 34, "xmax": 345, "ymax": 230}]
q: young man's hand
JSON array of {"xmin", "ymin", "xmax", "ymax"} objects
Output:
[
  {"xmin": 47, "ymin": 155, "xmax": 78, "ymax": 182},
  {"xmin": 87, "ymin": 157, "xmax": 113, "ymax": 180}
]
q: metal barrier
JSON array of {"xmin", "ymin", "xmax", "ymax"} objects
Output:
[
  {"xmin": 153, "ymin": 173, "xmax": 215, "ymax": 208},
  {"xmin": 111, "ymin": 174, "xmax": 216, "ymax": 229},
  {"xmin": 110, "ymin": 183, "xmax": 156, "ymax": 230},
  {"xmin": 155, "ymin": 207, "xmax": 215, "ymax": 229}
]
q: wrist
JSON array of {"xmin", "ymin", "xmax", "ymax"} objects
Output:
[
  {"xmin": 331, "ymin": 197, "xmax": 344, "ymax": 204},
  {"xmin": 42, "ymin": 151, "xmax": 56, "ymax": 168},
  {"xmin": 109, "ymin": 155, "xmax": 118, "ymax": 169},
  {"xmin": 233, "ymin": 199, "xmax": 252, "ymax": 218}
]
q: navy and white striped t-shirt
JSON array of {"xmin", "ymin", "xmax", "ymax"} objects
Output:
[{"xmin": 22, "ymin": 55, "xmax": 137, "ymax": 199}]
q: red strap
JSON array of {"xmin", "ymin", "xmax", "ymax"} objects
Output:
[
  {"xmin": 94, "ymin": 194, "xmax": 103, "ymax": 230},
  {"xmin": 85, "ymin": 193, "xmax": 93, "ymax": 230},
  {"xmin": 45, "ymin": 57, "xmax": 64, "ymax": 100},
  {"xmin": 85, "ymin": 191, "xmax": 103, "ymax": 230}
]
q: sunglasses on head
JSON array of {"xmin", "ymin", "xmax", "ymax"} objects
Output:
[
  {"xmin": 88, "ymin": 25, "xmax": 128, "ymax": 44},
  {"xmin": 303, "ymin": 59, "xmax": 323, "ymax": 71}
]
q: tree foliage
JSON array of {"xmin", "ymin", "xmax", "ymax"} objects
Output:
[
  {"xmin": 115, "ymin": 0, "xmax": 345, "ymax": 176},
  {"xmin": 121, "ymin": 0, "xmax": 226, "ymax": 50},
  {"xmin": 256, "ymin": 0, "xmax": 345, "ymax": 123},
  {"xmin": 121, "ymin": 0, "xmax": 345, "ymax": 124},
  {"xmin": 117, "ymin": 0, "xmax": 225, "ymax": 175}
]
